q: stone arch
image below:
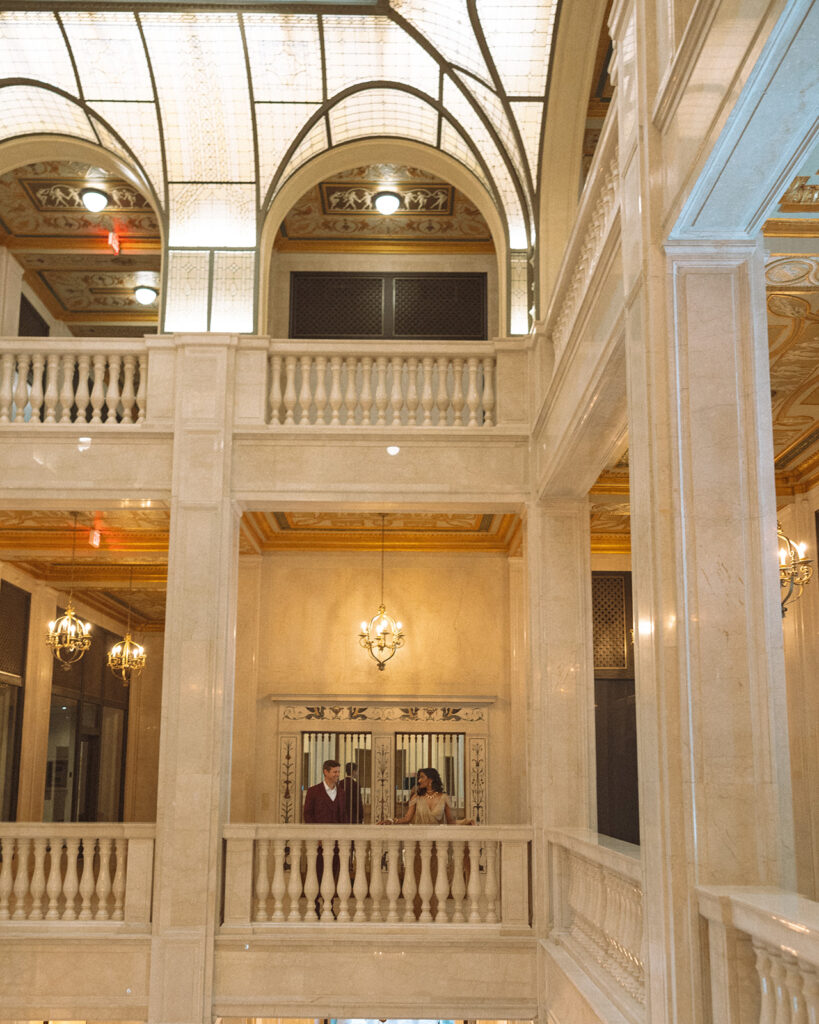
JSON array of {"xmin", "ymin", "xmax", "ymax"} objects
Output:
[{"xmin": 258, "ymin": 138, "xmax": 509, "ymax": 338}]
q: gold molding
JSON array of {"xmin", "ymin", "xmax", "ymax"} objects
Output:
[
  {"xmin": 274, "ymin": 238, "xmax": 495, "ymax": 254},
  {"xmin": 763, "ymin": 218, "xmax": 819, "ymax": 238}
]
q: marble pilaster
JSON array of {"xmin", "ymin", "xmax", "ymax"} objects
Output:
[
  {"xmin": 0, "ymin": 248, "xmax": 23, "ymax": 336},
  {"xmin": 147, "ymin": 335, "xmax": 240, "ymax": 1024}
]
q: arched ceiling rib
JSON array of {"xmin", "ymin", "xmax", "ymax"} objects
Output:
[{"xmin": 0, "ymin": 3, "xmax": 559, "ymax": 258}]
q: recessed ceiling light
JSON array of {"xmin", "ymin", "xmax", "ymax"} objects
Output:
[
  {"xmin": 134, "ymin": 285, "xmax": 158, "ymax": 305},
  {"xmin": 386, "ymin": 445, "xmax": 400, "ymax": 455},
  {"xmin": 80, "ymin": 187, "xmax": 109, "ymax": 213},
  {"xmin": 373, "ymin": 190, "xmax": 401, "ymax": 215}
]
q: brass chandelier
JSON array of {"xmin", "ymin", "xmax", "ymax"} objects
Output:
[
  {"xmin": 778, "ymin": 521, "xmax": 814, "ymax": 617},
  {"xmin": 46, "ymin": 512, "xmax": 92, "ymax": 669},
  {"xmin": 108, "ymin": 566, "xmax": 147, "ymax": 685},
  {"xmin": 359, "ymin": 513, "xmax": 405, "ymax": 670}
]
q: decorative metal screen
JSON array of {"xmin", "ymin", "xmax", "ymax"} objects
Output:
[
  {"xmin": 0, "ymin": 580, "xmax": 30, "ymax": 680},
  {"xmin": 394, "ymin": 731, "xmax": 465, "ymax": 818},
  {"xmin": 592, "ymin": 573, "xmax": 628, "ymax": 670},
  {"xmin": 289, "ymin": 272, "xmax": 487, "ymax": 339}
]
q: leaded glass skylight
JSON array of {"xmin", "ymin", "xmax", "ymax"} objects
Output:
[
  {"xmin": 323, "ymin": 15, "xmax": 439, "ymax": 98},
  {"xmin": 244, "ymin": 13, "xmax": 323, "ymax": 104},
  {"xmin": 329, "ymin": 89, "xmax": 438, "ymax": 148},
  {"xmin": 0, "ymin": 13, "xmax": 77, "ymax": 96},
  {"xmin": 62, "ymin": 12, "xmax": 154, "ymax": 102},
  {"xmin": 0, "ymin": 85, "xmax": 95, "ymax": 141}
]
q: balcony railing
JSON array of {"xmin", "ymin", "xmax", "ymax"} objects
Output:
[
  {"xmin": 699, "ymin": 886, "xmax": 819, "ymax": 1024},
  {"xmin": 0, "ymin": 340, "xmax": 147, "ymax": 426},
  {"xmin": 223, "ymin": 824, "xmax": 531, "ymax": 930},
  {"xmin": 0, "ymin": 823, "xmax": 154, "ymax": 926},
  {"xmin": 547, "ymin": 828, "xmax": 644, "ymax": 1022}
]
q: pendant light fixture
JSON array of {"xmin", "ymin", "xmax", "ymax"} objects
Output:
[
  {"xmin": 359, "ymin": 513, "xmax": 405, "ymax": 670},
  {"xmin": 46, "ymin": 512, "xmax": 92, "ymax": 669},
  {"xmin": 108, "ymin": 565, "xmax": 147, "ymax": 685}
]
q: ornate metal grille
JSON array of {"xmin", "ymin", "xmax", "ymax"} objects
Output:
[
  {"xmin": 393, "ymin": 275, "xmax": 486, "ymax": 338},
  {"xmin": 592, "ymin": 574, "xmax": 628, "ymax": 670},
  {"xmin": 290, "ymin": 275, "xmax": 384, "ymax": 338},
  {"xmin": 0, "ymin": 580, "xmax": 30, "ymax": 679}
]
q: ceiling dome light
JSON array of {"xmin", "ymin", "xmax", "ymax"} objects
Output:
[
  {"xmin": 80, "ymin": 187, "xmax": 109, "ymax": 213},
  {"xmin": 134, "ymin": 285, "xmax": 158, "ymax": 305},
  {"xmin": 373, "ymin": 190, "xmax": 401, "ymax": 215}
]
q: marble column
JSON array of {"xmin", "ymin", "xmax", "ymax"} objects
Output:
[
  {"xmin": 147, "ymin": 335, "xmax": 240, "ymax": 1024},
  {"xmin": 526, "ymin": 498, "xmax": 596, "ymax": 861},
  {"xmin": 0, "ymin": 248, "xmax": 23, "ymax": 336}
]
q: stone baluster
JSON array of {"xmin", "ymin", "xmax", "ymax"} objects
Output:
[
  {"xmin": 13, "ymin": 354, "xmax": 30, "ymax": 422},
  {"xmin": 287, "ymin": 838, "xmax": 304, "ymax": 921},
  {"xmin": 270, "ymin": 838, "xmax": 287, "ymax": 922},
  {"xmin": 319, "ymin": 841, "xmax": 336, "ymax": 921},
  {"xmin": 303, "ymin": 838, "xmax": 319, "ymax": 919},
  {"xmin": 401, "ymin": 839, "xmax": 417, "ymax": 922},
  {"xmin": 45, "ymin": 838, "xmax": 63, "ymax": 920},
  {"xmin": 135, "ymin": 354, "xmax": 146, "ymax": 424},
  {"xmin": 313, "ymin": 355, "xmax": 327, "ymax": 424},
  {"xmin": 0, "ymin": 838, "xmax": 13, "ymax": 918},
  {"xmin": 120, "ymin": 355, "xmax": 136, "ymax": 423},
  {"xmin": 417, "ymin": 839, "xmax": 434, "ymax": 922},
  {"xmin": 783, "ymin": 957, "xmax": 807, "ymax": 1024},
  {"xmin": 436, "ymin": 356, "xmax": 449, "ymax": 425},
  {"xmin": 29, "ymin": 837, "xmax": 48, "ymax": 920},
  {"xmin": 482, "ymin": 356, "xmax": 495, "ymax": 426},
  {"xmin": 111, "ymin": 838, "xmax": 126, "ymax": 921},
  {"xmin": 29, "ymin": 353, "xmax": 44, "ymax": 422},
  {"xmin": 343, "ymin": 356, "xmax": 358, "ymax": 425},
  {"xmin": 336, "ymin": 838, "xmax": 352, "ymax": 922},
  {"xmin": 59, "ymin": 354, "xmax": 75, "ymax": 423},
  {"xmin": 254, "ymin": 838, "xmax": 270, "ymax": 921},
  {"xmin": 433, "ymin": 839, "xmax": 450, "ymax": 922},
  {"xmin": 420, "ymin": 356, "xmax": 435, "ymax": 425},
  {"xmin": 352, "ymin": 840, "xmax": 368, "ymax": 921},
  {"xmin": 283, "ymin": 356, "xmax": 297, "ymax": 425},
  {"xmin": 62, "ymin": 837, "xmax": 80, "ymax": 920},
  {"xmin": 75, "ymin": 354, "xmax": 91, "ymax": 422},
  {"xmin": 12, "ymin": 838, "xmax": 30, "ymax": 919},
  {"xmin": 802, "ymin": 966, "xmax": 819, "ymax": 1022},
  {"xmin": 451, "ymin": 357, "xmax": 465, "ymax": 425},
  {"xmin": 466, "ymin": 356, "xmax": 480, "ymax": 426},
  {"xmin": 44, "ymin": 354, "xmax": 60, "ymax": 423},
  {"xmin": 385, "ymin": 837, "xmax": 401, "ymax": 922},
  {"xmin": 78, "ymin": 838, "xmax": 96, "ymax": 920},
  {"xmin": 449, "ymin": 838, "xmax": 467, "ymax": 922},
  {"xmin": 104, "ymin": 354, "xmax": 121, "ymax": 423},
  {"xmin": 770, "ymin": 949, "xmax": 789, "ymax": 1023},
  {"xmin": 405, "ymin": 356, "xmax": 419, "ymax": 425},
  {"xmin": 484, "ymin": 840, "xmax": 499, "ymax": 923},
  {"xmin": 269, "ymin": 354, "xmax": 283, "ymax": 425},
  {"xmin": 389, "ymin": 356, "xmax": 404, "ymax": 424},
  {"xmin": 360, "ymin": 356, "xmax": 373, "ymax": 424},
  {"xmin": 95, "ymin": 837, "xmax": 113, "ymax": 920},
  {"xmin": 298, "ymin": 355, "xmax": 312, "ymax": 425},
  {"xmin": 0, "ymin": 352, "xmax": 14, "ymax": 422},
  {"xmin": 329, "ymin": 356, "xmax": 343, "ymax": 426},
  {"xmin": 754, "ymin": 944, "xmax": 776, "ymax": 1024},
  {"xmin": 374, "ymin": 356, "xmax": 389, "ymax": 426},
  {"xmin": 89, "ymin": 354, "xmax": 106, "ymax": 424},
  {"xmin": 368, "ymin": 838, "xmax": 384, "ymax": 922},
  {"xmin": 467, "ymin": 839, "xmax": 483, "ymax": 922}
]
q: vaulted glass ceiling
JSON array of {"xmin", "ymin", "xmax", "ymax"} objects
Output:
[{"xmin": 0, "ymin": 1, "xmax": 559, "ymax": 332}]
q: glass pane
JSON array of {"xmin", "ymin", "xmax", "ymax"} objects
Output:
[
  {"xmin": 300, "ymin": 730, "xmax": 372, "ymax": 822},
  {"xmin": 0, "ymin": 684, "xmax": 20, "ymax": 820},
  {"xmin": 44, "ymin": 696, "xmax": 78, "ymax": 823},
  {"xmin": 394, "ymin": 731, "xmax": 465, "ymax": 817}
]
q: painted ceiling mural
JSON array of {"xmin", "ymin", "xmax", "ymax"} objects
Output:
[{"xmin": 279, "ymin": 164, "xmax": 493, "ymax": 249}]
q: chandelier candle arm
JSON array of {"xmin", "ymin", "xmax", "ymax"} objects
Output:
[
  {"xmin": 46, "ymin": 512, "xmax": 92, "ymax": 669},
  {"xmin": 777, "ymin": 521, "xmax": 814, "ymax": 617},
  {"xmin": 107, "ymin": 564, "xmax": 147, "ymax": 684}
]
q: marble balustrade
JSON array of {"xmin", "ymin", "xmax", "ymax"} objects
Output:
[
  {"xmin": 698, "ymin": 886, "xmax": 819, "ymax": 1024},
  {"xmin": 0, "ymin": 339, "xmax": 147, "ymax": 425},
  {"xmin": 0, "ymin": 823, "xmax": 154, "ymax": 925},
  {"xmin": 266, "ymin": 344, "xmax": 496, "ymax": 427},
  {"xmin": 223, "ymin": 824, "xmax": 531, "ymax": 929},
  {"xmin": 547, "ymin": 828, "xmax": 645, "ymax": 1022}
]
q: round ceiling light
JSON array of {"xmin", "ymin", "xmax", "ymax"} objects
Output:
[
  {"xmin": 80, "ymin": 187, "xmax": 109, "ymax": 213},
  {"xmin": 373, "ymin": 190, "xmax": 401, "ymax": 215},
  {"xmin": 134, "ymin": 285, "xmax": 158, "ymax": 305}
]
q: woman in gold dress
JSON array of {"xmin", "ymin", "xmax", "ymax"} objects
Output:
[{"xmin": 389, "ymin": 767, "xmax": 456, "ymax": 824}]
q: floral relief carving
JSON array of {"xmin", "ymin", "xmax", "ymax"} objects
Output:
[
  {"xmin": 282, "ymin": 704, "xmax": 486, "ymax": 722},
  {"xmin": 279, "ymin": 736, "xmax": 296, "ymax": 823}
]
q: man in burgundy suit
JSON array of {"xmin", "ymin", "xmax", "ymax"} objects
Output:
[{"xmin": 303, "ymin": 759, "xmax": 344, "ymax": 823}]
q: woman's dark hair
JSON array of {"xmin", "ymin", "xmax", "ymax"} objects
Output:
[{"xmin": 418, "ymin": 767, "xmax": 444, "ymax": 793}]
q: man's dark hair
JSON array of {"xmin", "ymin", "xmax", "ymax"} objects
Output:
[
  {"xmin": 323, "ymin": 759, "xmax": 341, "ymax": 772},
  {"xmin": 345, "ymin": 761, "xmax": 357, "ymax": 774}
]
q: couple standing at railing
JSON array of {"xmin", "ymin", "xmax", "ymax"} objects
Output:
[{"xmin": 303, "ymin": 759, "xmax": 473, "ymax": 825}]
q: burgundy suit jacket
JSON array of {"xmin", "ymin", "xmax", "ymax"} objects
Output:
[{"xmin": 303, "ymin": 782, "xmax": 345, "ymax": 824}]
